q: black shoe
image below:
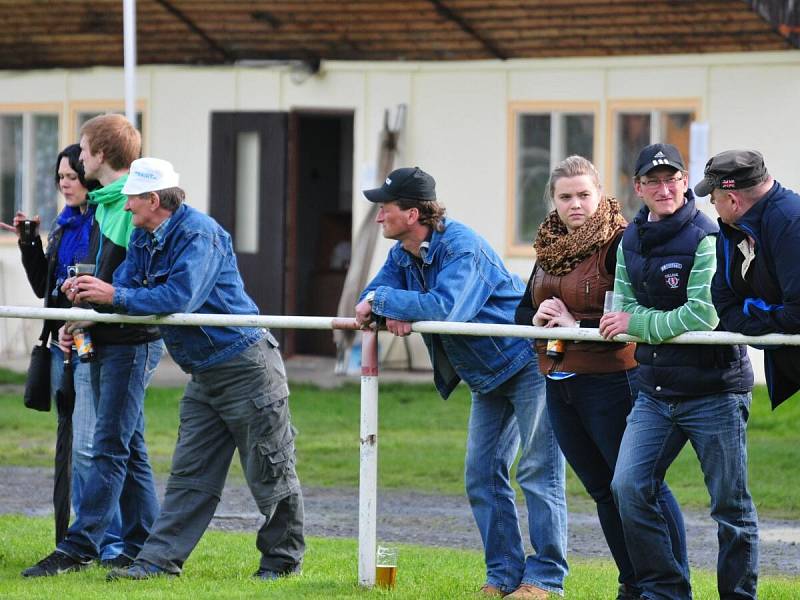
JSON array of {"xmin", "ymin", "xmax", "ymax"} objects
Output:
[
  {"xmin": 253, "ymin": 563, "xmax": 302, "ymax": 580},
  {"xmin": 100, "ymin": 555, "xmax": 134, "ymax": 569},
  {"xmin": 107, "ymin": 561, "xmax": 176, "ymax": 581},
  {"xmin": 21, "ymin": 551, "xmax": 90, "ymax": 577}
]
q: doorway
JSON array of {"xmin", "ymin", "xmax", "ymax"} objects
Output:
[
  {"xmin": 208, "ymin": 110, "xmax": 353, "ymax": 357},
  {"xmin": 287, "ymin": 111, "xmax": 354, "ymax": 356}
]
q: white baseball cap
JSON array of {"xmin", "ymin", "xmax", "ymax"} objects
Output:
[{"xmin": 122, "ymin": 157, "xmax": 180, "ymax": 195}]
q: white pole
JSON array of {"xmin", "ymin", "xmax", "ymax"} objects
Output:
[
  {"xmin": 0, "ymin": 306, "xmax": 361, "ymax": 332},
  {"xmin": 4, "ymin": 306, "xmax": 800, "ymax": 347},
  {"xmin": 123, "ymin": 0, "xmax": 137, "ymax": 124},
  {"xmin": 358, "ymin": 329, "xmax": 379, "ymax": 587}
]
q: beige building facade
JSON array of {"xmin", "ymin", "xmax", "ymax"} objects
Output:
[{"xmin": 1, "ymin": 50, "xmax": 798, "ymax": 376}]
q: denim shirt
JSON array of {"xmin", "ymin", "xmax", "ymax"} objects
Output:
[
  {"xmin": 112, "ymin": 204, "xmax": 266, "ymax": 372},
  {"xmin": 360, "ymin": 218, "xmax": 534, "ymax": 398}
]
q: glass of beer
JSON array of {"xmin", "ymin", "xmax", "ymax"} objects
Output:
[
  {"xmin": 375, "ymin": 545, "xmax": 398, "ymax": 589},
  {"xmin": 75, "ymin": 263, "xmax": 95, "ymax": 276}
]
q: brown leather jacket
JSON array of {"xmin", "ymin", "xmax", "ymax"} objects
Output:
[{"xmin": 532, "ymin": 230, "xmax": 636, "ymax": 375}]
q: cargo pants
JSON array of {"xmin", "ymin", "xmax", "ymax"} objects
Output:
[{"xmin": 135, "ymin": 337, "xmax": 305, "ymax": 574}]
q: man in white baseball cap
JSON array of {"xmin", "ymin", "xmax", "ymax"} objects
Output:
[
  {"xmin": 122, "ymin": 157, "xmax": 180, "ymax": 195},
  {"xmin": 67, "ymin": 157, "xmax": 304, "ymax": 582}
]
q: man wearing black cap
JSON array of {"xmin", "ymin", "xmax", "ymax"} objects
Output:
[
  {"xmin": 355, "ymin": 167, "xmax": 567, "ymax": 599},
  {"xmin": 700, "ymin": 149, "xmax": 800, "ymax": 409},
  {"xmin": 600, "ymin": 144, "xmax": 757, "ymax": 600}
]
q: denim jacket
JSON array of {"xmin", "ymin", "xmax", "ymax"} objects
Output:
[
  {"xmin": 360, "ymin": 218, "xmax": 534, "ymax": 398},
  {"xmin": 112, "ymin": 204, "xmax": 266, "ymax": 372}
]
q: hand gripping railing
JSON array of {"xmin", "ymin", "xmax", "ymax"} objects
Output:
[{"xmin": 3, "ymin": 305, "xmax": 800, "ymax": 587}]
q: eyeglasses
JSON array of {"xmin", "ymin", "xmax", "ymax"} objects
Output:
[{"xmin": 640, "ymin": 175, "xmax": 684, "ymax": 190}]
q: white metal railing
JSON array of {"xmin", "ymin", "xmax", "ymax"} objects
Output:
[
  {"xmin": 3, "ymin": 305, "xmax": 800, "ymax": 347},
  {"xmin": 3, "ymin": 304, "xmax": 800, "ymax": 588}
]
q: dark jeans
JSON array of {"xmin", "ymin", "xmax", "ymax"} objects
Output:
[
  {"xmin": 58, "ymin": 341, "xmax": 163, "ymax": 561},
  {"xmin": 545, "ymin": 369, "xmax": 688, "ymax": 591},
  {"xmin": 136, "ymin": 338, "xmax": 304, "ymax": 574},
  {"xmin": 612, "ymin": 391, "xmax": 758, "ymax": 600}
]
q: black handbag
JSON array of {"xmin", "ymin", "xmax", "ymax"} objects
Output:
[{"xmin": 23, "ymin": 323, "xmax": 52, "ymax": 412}]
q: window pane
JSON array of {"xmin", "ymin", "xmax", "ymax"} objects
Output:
[
  {"xmin": 516, "ymin": 114, "xmax": 551, "ymax": 244},
  {"xmin": 564, "ymin": 114, "xmax": 594, "ymax": 161},
  {"xmin": 616, "ymin": 113, "xmax": 651, "ymax": 220},
  {"xmin": 0, "ymin": 115, "xmax": 23, "ymax": 225},
  {"xmin": 33, "ymin": 115, "xmax": 59, "ymax": 227},
  {"xmin": 662, "ymin": 112, "xmax": 694, "ymax": 168},
  {"xmin": 235, "ymin": 131, "xmax": 260, "ymax": 253}
]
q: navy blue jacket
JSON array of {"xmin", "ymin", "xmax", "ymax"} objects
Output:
[
  {"xmin": 623, "ymin": 195, "xmax": 752, "ymax": 398},
  {"xmin": 712, "ymin": 180, "xmax": 800, "ymax": 408}
]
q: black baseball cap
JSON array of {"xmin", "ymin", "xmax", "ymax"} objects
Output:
[
  {"xmin": 694, "ymin": 150, "xmax": 769, "ymax": 197},
  {"xmin": 363, "ymin": 166, "xmax": 436, "ymax": 203},
  {"xmin": 634, "ymin": 143, "xmax": 686, "ymax": 177}
]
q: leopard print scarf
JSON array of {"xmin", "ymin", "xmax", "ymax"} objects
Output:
[{"xmin": 533, "ymin": 196, "xmax": 627, "ymax": 276}]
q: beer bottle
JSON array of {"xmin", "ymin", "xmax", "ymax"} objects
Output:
[{"xmin": 73, "ymin": 329, "xmax": 96, "ymax": 362}]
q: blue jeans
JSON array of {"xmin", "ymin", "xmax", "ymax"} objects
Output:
[
  {"xmin": 546, "ymin": 370, "xmax": 687, "ymax": 592},
  {"xmin": 612, "ymin": 391, "xmax": 758, "ymax": 600},
  {"xmin": 57, "ymin": 340, "xmax": 163, "ymax": 561},
  {"xmin": 50, "ymin": 345, "xmax": 123, "ymax": 560},
  {"xmin": 465, "ymin": 359, "xmax": 568, "ymax": 594}
]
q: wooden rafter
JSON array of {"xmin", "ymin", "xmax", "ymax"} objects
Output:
[
  {"xmin": 428, "ymin": 0, "xmax": 508, "ymax": 60},
  {"xmin": 0, "ymin": 0, "xmax": 792, "ymax": 70}
]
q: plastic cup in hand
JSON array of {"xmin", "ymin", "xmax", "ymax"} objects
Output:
[
  {"xmin": 375, "ymin": 545, "xmax": 398, "ymax": 589},
  {"xmin": 604, "ymin": 291, "xmax": 623, "ymax": 314}
]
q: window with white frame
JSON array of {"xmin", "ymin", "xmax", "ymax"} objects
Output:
[
  {"xmin": 0, "ymin": 112, "xmax": 60, "ymax": 229},
  {"xmin": 512, "ymin": 110, "xmax": 595, "ymax": 246},
  {"xmin": 613, "ymin": 108, "xmax": 696, "ymax": 219}
]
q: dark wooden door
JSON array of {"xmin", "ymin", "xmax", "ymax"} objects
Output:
[{"xmin": 208, "ymin": 112, "xmax": 288, "ymax": 325}]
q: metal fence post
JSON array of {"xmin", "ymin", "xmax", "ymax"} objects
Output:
[{"xmin": 358, "ymin": 329, "xmax": 379, "ymax": 587}]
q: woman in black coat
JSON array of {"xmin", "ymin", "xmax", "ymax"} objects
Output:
[{"xmin": 1, "ymin": 144, "xmax": 124, "ymax": 561}]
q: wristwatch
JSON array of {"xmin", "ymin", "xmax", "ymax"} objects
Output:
[{"xmin": 365, "ymin": 291, "xmax": 376, "ymax": 304}]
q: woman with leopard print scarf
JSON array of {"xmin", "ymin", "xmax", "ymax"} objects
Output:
[{"xmin": 514, "ymin": 156, "xmax": 685, "ymax": 600}]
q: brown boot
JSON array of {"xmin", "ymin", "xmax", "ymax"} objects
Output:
[
  {"xmin": 506, "ymin": 583, "xmax": 550, "ymax": 599},
  {"xmin": 478, "ymin": 583, "xmax": 509, "ymax": 597}
]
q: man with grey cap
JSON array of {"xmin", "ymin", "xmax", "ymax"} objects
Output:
[
  {"xmin": 600, "ymin": 143, "xmax": 757, "ymax": 600},
  {"xmin": 700, "ymin": 149, "xmax": 800, "ymax": 409},
  {"xmin": 66, "ymin": 157, "xmax": 304, "ymax": 582},
  {"xmin": 354, "ymin": 167, "xmax": 567, "ymax": 599}
]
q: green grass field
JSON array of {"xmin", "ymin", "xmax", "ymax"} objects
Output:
[
  {"xmin": 1, "ymin": 372, "xmax": 798, "ymax": 517},
  {"xmin": 2, "ymin": 367, "xmax": 799, "ymax": 596},
  {"xmin": 1, "ymin": 515, "xmax": 798, "ymax": 599}
]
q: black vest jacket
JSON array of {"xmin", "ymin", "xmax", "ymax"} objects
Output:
[{"xmin": 622, "ymin": 196, "xmax": 752, "ymax": 398}]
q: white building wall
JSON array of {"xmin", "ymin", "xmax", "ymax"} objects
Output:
[{"xmin": 0, "ymin": 51, "xmax": 798, "ymax": 377}]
